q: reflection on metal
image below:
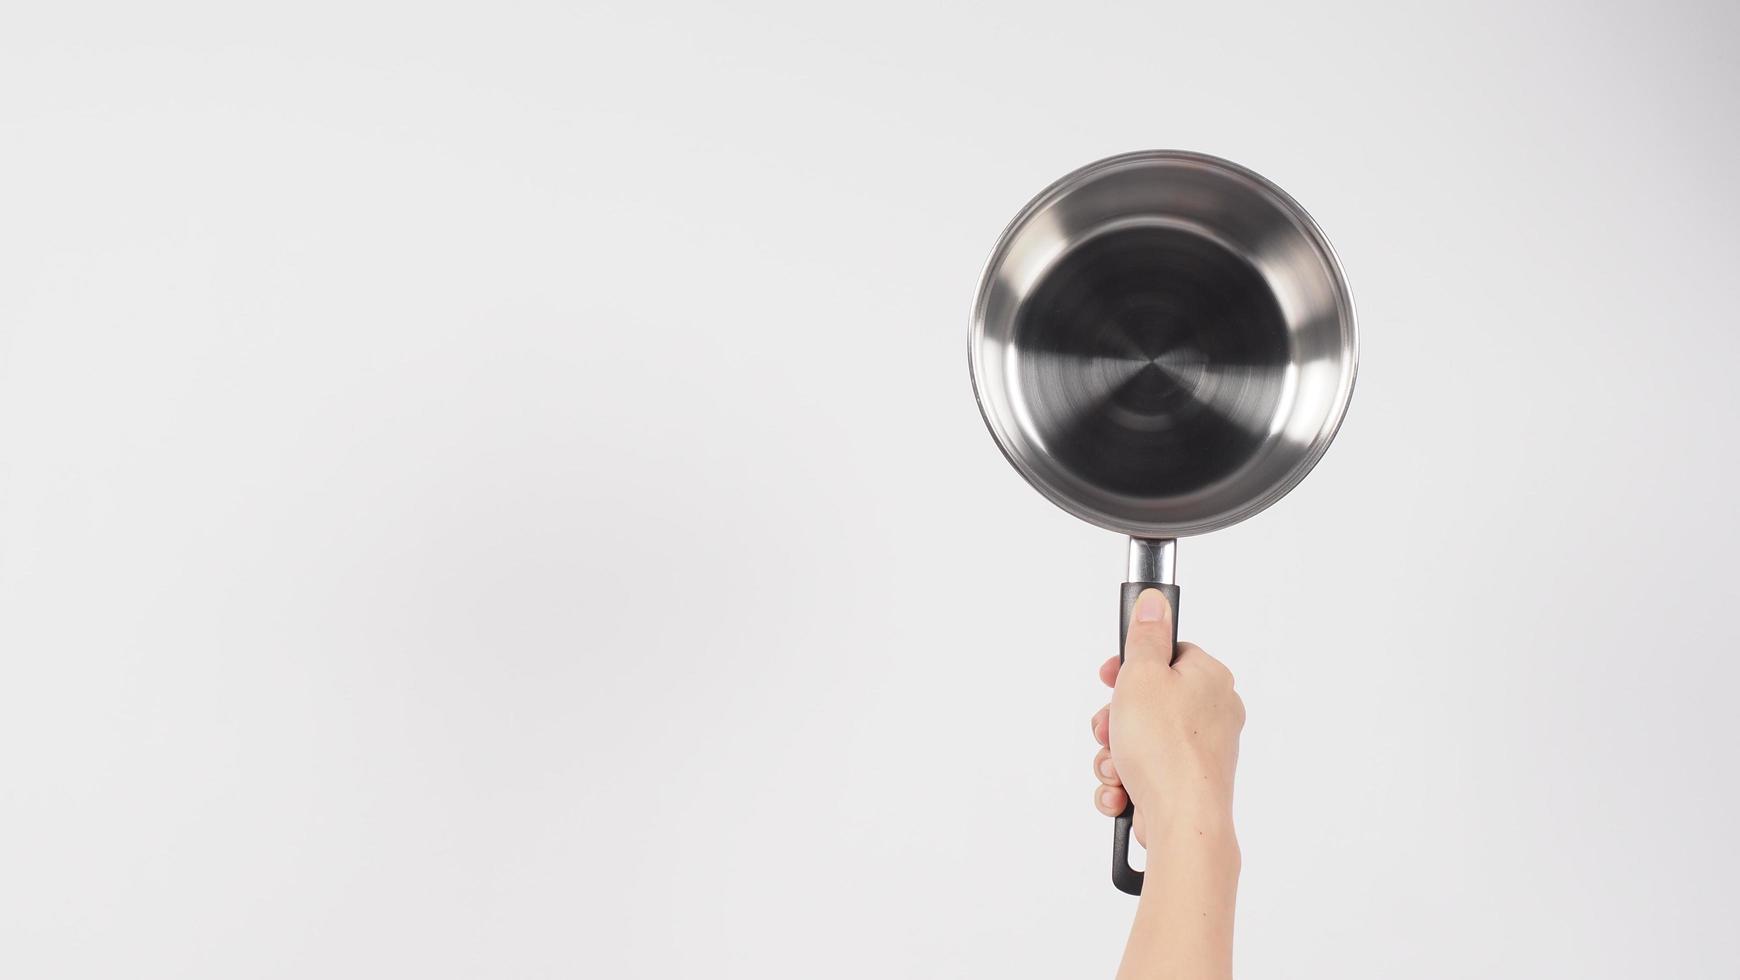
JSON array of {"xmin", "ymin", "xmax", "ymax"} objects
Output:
[{"xmin": 969, "ymin": 150, "xmax": 1358, "ymax": 539}]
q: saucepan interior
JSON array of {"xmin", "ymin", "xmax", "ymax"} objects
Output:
[{"xmin": 970, "ymin": 151, "xmax": 1358, "ymax": 538}]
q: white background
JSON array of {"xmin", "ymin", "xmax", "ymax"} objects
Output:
[{"xmin": 3, "ymin": 1, "xmax": 1737, "ymax": 977}]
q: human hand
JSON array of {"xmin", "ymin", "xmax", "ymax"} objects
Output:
[{"xmin": 1090, "ymin": 588, "xmax": 1244, "ymax": 846}]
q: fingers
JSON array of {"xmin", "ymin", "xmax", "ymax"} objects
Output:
[
  {"xmin": 1093, "ymin": 746, "xmax": 1120, "ymax": 786},
  {"xmin": 1094, "ymin": 784, "xmax": 1128, "ymax": 817},
  {"xmin": 1123, "ymin": 588, "xmax": 1175, "ymax": 666},
  {"xmin": 1092, "ymin": 701, "xmax": 1121, "ymax": 821},
  {"xmin": 1099, "ymin": 655, "xmax": 1120, "ymax": 688}
]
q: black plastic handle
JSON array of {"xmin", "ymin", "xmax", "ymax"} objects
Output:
[{"xmin": 1112, "ymin": 581, "xmax": 1181, "ymax": 896}]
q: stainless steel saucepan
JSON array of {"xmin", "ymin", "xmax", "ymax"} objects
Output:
[{"xmin": 968, "ymin": 150, "xmax": 1359, "ymax": 895}]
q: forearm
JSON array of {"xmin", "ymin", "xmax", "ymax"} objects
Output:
[{"xmin": 1115, "ymin": 804, "xmax": 1240, "ymax": 980}]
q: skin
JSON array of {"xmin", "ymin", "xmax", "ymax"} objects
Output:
[{"xmin": 1089, "ymin": 588, "xmax": 1245, "ymax": 980}]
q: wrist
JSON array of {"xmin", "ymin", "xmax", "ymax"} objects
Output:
[
  {"xmin": 1131, "ymin": 782, "xmax": 1235, "ymax": 839},
  {"xmin": 1149, "ymin": 806, "xmax": 1238, "ymax": 849},
  {"xmin": 1145, "ymin": 804, "xmax": 1241, "ymax": 879}
]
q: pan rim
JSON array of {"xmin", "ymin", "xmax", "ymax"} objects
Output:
[{"xmin": 967, "ymin": 149, "xmax": 1360, "ymax": 538}]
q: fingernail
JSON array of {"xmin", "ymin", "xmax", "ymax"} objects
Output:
[
  {"xmin": 1135, "ymin": 589, "xmax": 1165, "ymax": 623},
  {"xmin": 1098, "ymin": 757, "xmax": 1115, "ymax": 779},
  {"xmin": 1100, "ymin": 788, "xmax": 1117, "ymax": 808}
]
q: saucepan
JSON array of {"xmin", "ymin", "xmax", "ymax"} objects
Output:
[{"xmin": 968, "ymin": 150, "xmax": 1358, "ymax": 894}]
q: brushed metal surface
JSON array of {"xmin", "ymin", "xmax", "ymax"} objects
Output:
[
  {"xmin": 1126, "ymin": 537, "xmax": 1177, "ymax": 585},
  {"xmin": 969, "ymin": 150, "xmax": 1358, "ymax": 538}
]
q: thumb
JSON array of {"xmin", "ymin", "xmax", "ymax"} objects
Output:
[{"xmin": 1123, "ymin": 587, "xmax": 1175, "ymax": 665}]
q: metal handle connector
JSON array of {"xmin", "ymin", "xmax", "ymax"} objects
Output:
[{"xmin": 1126, "ymin": 537, "xmax": 1177, "ymax": 585}]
